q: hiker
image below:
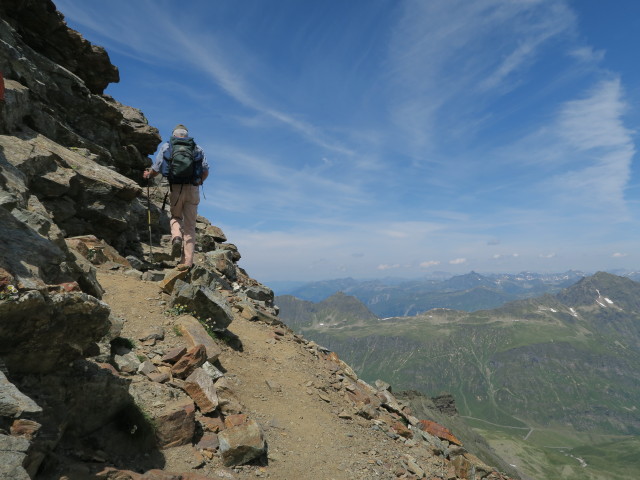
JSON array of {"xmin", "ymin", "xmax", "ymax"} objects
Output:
[{"xmin": 143, "ymin": 124, "xmax": 209, "ymax": 267}]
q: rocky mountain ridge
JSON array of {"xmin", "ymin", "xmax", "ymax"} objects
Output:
[
  {"xmin": 0, "ymin": 1, "xmax": 516, "ymax": 479},
  {"xmin": 282, "ymin": 271, "xmax": 586, "ymax": 317}
]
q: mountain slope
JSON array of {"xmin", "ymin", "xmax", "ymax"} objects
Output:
[{"xmin": 277, "ymin": 272, "xmax": 640, "ymax": 480}]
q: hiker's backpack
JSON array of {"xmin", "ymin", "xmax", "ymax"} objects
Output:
[{"xmin": 163, "ymin": 136, "xmax": 203, "ymax": 185}]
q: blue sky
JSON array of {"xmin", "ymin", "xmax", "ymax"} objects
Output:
[{"xmin": 54, "ymin": 0, "xmax": 640, "ymax": 282}]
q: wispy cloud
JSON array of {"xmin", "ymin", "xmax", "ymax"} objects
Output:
[
  {"xmin": 57, "ymin": 0, "xmax": 355, "ymax": 157},
  {"xmin": 546, "ymin": 78, "xmax": 634, "ymax": 214},
  {"xmin": 386, "ymin": 0, "xmax": 576, "ymax": 154}
]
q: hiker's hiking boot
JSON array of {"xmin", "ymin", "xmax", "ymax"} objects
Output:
[{"xmin": 171, "ymin": 237, "xmax": 183, "ymax": 258}]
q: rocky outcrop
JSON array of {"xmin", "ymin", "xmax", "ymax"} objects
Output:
[{"xmin": 0, "ymin": 0, "xmax": 119, "ymax": 95}]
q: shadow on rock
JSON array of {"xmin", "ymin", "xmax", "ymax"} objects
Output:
[{"xmin": 12, "ymin": 360, "xmax": 166, "ymax": 478}]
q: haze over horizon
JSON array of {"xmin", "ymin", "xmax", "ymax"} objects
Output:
[{"xmin": 55, "ymin": 0, "xmax": 640, "ymax": 282}]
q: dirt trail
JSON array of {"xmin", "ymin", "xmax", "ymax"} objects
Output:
[{"xmin": 97, "ymin": 267, "xmax": 435, "ymax": 480}]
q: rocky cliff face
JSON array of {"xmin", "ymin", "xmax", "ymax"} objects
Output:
[
  {"xmin": 0, "ymin": 2, "xmax": 516, "ymax": 479},
  {"xmin": 0, "ymin": 0, "xmax": 165, "ymax": 372}
]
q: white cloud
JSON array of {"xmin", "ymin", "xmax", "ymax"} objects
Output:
[
  {"xmin": 420, "ymin": 260, "xmax": 441, "ymax": 269},
  {"xmin": 612, "ymin": 252, "xmax": 628, "ymax": 258},
  {"xmin": 449, "ymin": 258, "xmax": 467, "ymax": 265},
  {"xmin": 377, "ymin": 264, "xmax": 402, "ymax": 271},
  {"xmin": 493, "ymin": 253, "xmax": 519, "ymax": 259},
  {"xmin": 539, "ymin": 253, "xmax": 557, "ymax": 259}
]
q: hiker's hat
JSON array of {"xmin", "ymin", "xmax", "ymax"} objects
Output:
[{"xmin": 172, "ymin": 124, "xmax": 188, "ymax": 137}]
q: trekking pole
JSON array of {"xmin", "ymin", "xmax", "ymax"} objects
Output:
[{"xmin": 146, "ymin": 179, "xmax": 154, "ymax": 263}]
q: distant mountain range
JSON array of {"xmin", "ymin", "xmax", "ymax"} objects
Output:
[
  {"xmin": 277, "ymin": 270, "xmax": 592, "ymax": 317},
  {"xmin": 277, "ymin": 272, "xmax": 640, "ymax": 480}
]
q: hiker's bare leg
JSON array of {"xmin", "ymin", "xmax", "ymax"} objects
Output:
[
  {"xmin": 181, "ymin": 185, "xmax": 200, "ymax": 266},
  {"xmin": 170, "ymin": 188, "xmax": 185, "ymax": 257}
]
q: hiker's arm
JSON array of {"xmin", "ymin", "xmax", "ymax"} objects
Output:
[
  {"xmin": 197, "ymin": 145, "xmax": 209, "ymax": 184},
  {"xmin": 143, "ymin": 168, "xmax": 158, "ymax": 179},
  {"xmin": 143, "ymin": 144, "xmax": 168, "ymax": 179}
]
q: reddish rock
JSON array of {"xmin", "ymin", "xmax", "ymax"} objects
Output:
[
  {"xmin": 177, "ymin": 316, "xmax": 222, "ymax": 362},
  {"xmin": 161, "ymin": 346, "xmax": 186, "ymax": 364},
  {"xmin": 199, "ymin": 412, "xmax": 225, "ymax": 433},
  {"xmin": 95, "ymin": 362, "xmax": 120, "ymax": 375},
  {"xmin": 47, "ymin": 281, "xmax": 81, "ymax": 293},
  {"xmin": 183, "ymin": 368, "xmax": 219, "ymax": 413},
  {"xmin": 224, "ymin": 414, "xmax": 249, "ymax": 428},
  {"xmin": 65, "ymin": 235, "xmax": 131, "ymax": 266},
  {"xmin": 154, "ymin": 398, "xmax": 196, "ymax": 448},
  {"xmin": 96, "ymin": 467, "xmax": 214, "ymax": 480},
  {"xmin": 215, "ymin": 377, "xmax": 244, "ymax": 415},
  {"xmin": 0, "ymin": 268, "xmax": 15, "ymax": 290},
  {"xmin": 10, "ymin": 419, "xmax": 41, "ymax": 439},
  {"xmin": 159, "ymin": 268, "xmax": 189, "ymax": 294},
  {"xmin": 196, "ymin": 432, "xmax": 219, "ymax": 452},
  {"xmin": 390, "ymin": 420, "xmax": 413, "ymax": 439},
  {"xmin": 171, "ymin": 344, "xmax": 207, "ymax": 379},
  {"xmin": 417, "ymin": 419, "xmax": 463, "ymax": 446}
]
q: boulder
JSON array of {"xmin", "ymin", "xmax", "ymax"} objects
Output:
[
  {"xmin": 187, "ymin": 265, "xmax": 231, "ymax": 291},
  {"xmin": 171, "ymin": 344, "xmax": 207, "ymax": 379},
  {"xmin": 153, "ymin": 398, "xmax": 196, "ymax": 449},
  {"xmin": 214, "ymin": 377, "xmax": 244, "ymax": 415},
  {"xmin": 184, "ymin": 368, "xmax": 219, "ymax": 414},
  {"xmin": 0, "ymin": 291, "xmax": 111, "ymax": 374},
  {"xmin": 218, "ymin": 419, "xmax": 266, "ymax": 466},
  {"xmin": 203, "ymin": 250, "xmax": 236, "ymax": 281},
  {"xmin": 158, "ymin": 268, "xmax": 189, "ymax": 295},
  {"xmin": 171, "ymin": 283, "xmax": 233, "ymax": 332},
  {"xmin": 417, "ymin": 419, "xmax": 463, "ymax": 446},
  {"xmin": 176, "ymin": 316, "xmax": 222, "ymax": 362},
  {"xmin": 243, "ymin": 284, "xmax": 273, "ymax": 304},
  {"xmin": 0, "ymin": 371, "xmax": 42, "ymax": 417},
  {"xmin": 217, "ymin": 243, "xmax": 241, "ymax": 262},
  {"xmin": 0, "ymin": 434, "xmax": 30, "ymax": 480}
]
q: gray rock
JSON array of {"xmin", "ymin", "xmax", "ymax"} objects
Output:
[
  {"xmin": 188, "ymin": 264, "xmax": 231, "ymax": 291},
  {"xmin": 0, "ymin": 434, "xmax": 30, "ymax": 480},
  {"xmin": 171, "ymin": 283, "xmax": 233, "ymax": 332},
  {"xmin": 375, "ymin": 379, "xmax": 392, "ymax": 392},
  {"xmin": 203, "ymin": 250, "xmax": 237, "ymax": 281},
  {"xmin": 114, "ymin": 351, "xmax": 141, "ymax": 373},
  {"xmin": 243, "ymin": 285, "xmax": 274, "ymax": 304},
  {"xmin": 142, "ymin": 270, "xmax": 165, "ymax": 282},
  {"xmin": 217, "ymin": 243, "xmax": 241, "ymax": 262},
  {"xmin": 138, "ymin": 326, "xmax": 165, "ymax": 342},
  {"xmin": 123, "ymin": 269, "xmax": 143, "ymax": 280},
  {"xmin": 202, "ymin": 361, "xmax": 225, "ymax": 381},
  {"xmin": 218, "ymin": 420, "xmax": 266, "ymax": 466},
  {"xmin": 126, "ymin": 255, "xmax": 147, "ymax": 271},
  {"xmin": 0, "ymin": 370, "xmax": 42, "ymax": 417},
  {"xmin": 0, "ymin": 291, "xmax": 111, "ymax": 374}
]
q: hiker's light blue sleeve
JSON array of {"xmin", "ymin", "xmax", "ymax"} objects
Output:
[
  {"xmin": 151, "ymin": 143, "xmax": 170, "ymax": 172},
  {"xmin": 196, "ymin": 145, "xmax": 209, "ymax": 172}
]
